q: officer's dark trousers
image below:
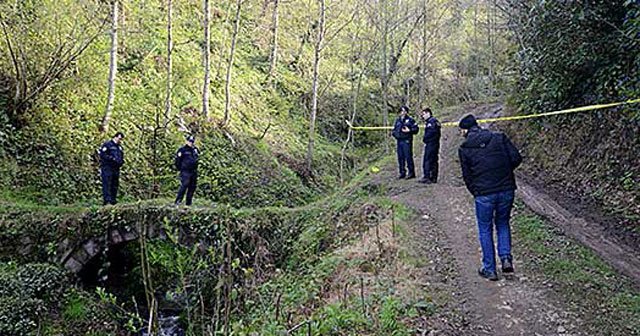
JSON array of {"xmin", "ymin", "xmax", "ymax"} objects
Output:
[
  {"xmin": 422, "ymin": 142, "xmax": 440, "ymax": 182},
  {"xmin": 396, "ymin": 140, "xmax": 415, "ymax": 177},
  {"xmin": 101, "ymin": 168, "xmax": 120, "ymax": 205},
  {"xmin": 176, "ymin": 171, "xmax": 197, "ymax": 206}
]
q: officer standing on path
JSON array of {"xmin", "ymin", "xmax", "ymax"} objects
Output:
[
  {"xmin": 99, "ymin": 132, "xmax": 125, "ymax": 205},
  {"xmin": 392, "ymin": 106, "xmax": 419, "ymax": 179},
  {"xmin": 174, "ymin": 135, "xmax": 199, "ymax": 206},
  {"xmin": 458, "ymin": 114, "xmax": 522, "ymax": 281},
  {"xmin": 419, "ymin": 107, "xmax": 441, "ymax": 184}
]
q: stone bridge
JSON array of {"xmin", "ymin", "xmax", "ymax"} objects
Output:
[
  {"xmin": 3, "ymin": 202, "xmax": 315, "ymax": 275},
  {"xmin": 56, "ymin": 223, "xmax": 168, "ymax": 273}
]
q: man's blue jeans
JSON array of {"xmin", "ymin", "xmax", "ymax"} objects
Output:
[{"xmin": 474, "ymin": 190, "xmax": 515, "ymax": 273}]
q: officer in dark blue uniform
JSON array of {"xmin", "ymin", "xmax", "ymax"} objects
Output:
[
  {"xmin": 392, "ymin": 106, "xmax": 419, "ymax": 179},
  {"xmin": 419, "ymin": 107, "xmax": 441, "ymax": 184},
  {"xmin": 174, "ymin": 135, "xmax": 199, "ymax": 206},
  {"xmin": 99, "ymin": 132, "xmax": 125, "ymax": 205}
]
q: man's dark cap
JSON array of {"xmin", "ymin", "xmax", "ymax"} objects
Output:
[
  {"xmin": 186, "ymin": 135, "xmax": 196, "ymax": 143},
  {"xmin": 458, "ymin": 114, "xmax": 478, "ymax": 129},
  {"xmin": 114, "ymin": 132, "xmax": 125, "ymax": 139}
]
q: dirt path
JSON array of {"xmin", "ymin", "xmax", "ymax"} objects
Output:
[
  {"xmin": 480, "ymin": 104, "xmax": 640, "ymax": 288},
  {"xmin": 384, "ymin": 135, "xmax": 573, "ymax": 335},
  {"xmin": 371, "ymin": 103, "xmax": 640, "ymax": 335},
  {"xmin": 517, "ymin": 180, "xmax": 640, "ymax": 287}
]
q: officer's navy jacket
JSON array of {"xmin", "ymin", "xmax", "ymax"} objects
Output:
[
  {"xmin": 175, "ymin": 145, "xmax": 199, "ymax": 172},
  {"xmin": 99, "ymin": 140, "xmax": 124, "ymax": 170},
  {"xmin": 392, "ymin": 116, "xmax": 419, "ymax": 141},
  {"xmin": 423, "ymin": 116, "xmax": 441, "ymax": 144}
]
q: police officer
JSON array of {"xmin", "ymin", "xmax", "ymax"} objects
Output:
[
  {"xmin": 174, "ymin": 135, "xmax": 199, "ymax": 206},
  {"xmin": 419, "ymin": 107, "xmax": 441, "ymax": 184},
  {"xmin": 392, "ymin": 106, "xmax": 419, "ymax": 179},
  {"xmin": 99, "ymin": 132, "xmax": 125, "ymax": 205},
  {"xmin": 458, "ymin": 114, "xmax": 522, "ymax": 281}
]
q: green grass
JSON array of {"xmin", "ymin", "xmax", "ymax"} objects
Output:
[
  {"xmin": 512, "ymin": 207, "xmax": 640, "ymax": 335},
  {"xmin": 236, "ymin": 194, "xmax": 420, "ymax": 335}
]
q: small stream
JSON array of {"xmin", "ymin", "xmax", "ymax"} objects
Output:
[
  {"xmin": 79, "ymin": 243, "xmax": 187, "ymax": 336},
  {"xmin": 141, "ymin": 314, "xmax": 184, "ymax": 336}
]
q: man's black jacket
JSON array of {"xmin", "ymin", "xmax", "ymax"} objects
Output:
[{"xmin": 458, "ymin": 127, "xmax": 522, "ymax": 196}]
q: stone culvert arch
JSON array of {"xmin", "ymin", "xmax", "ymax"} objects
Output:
[
  {"xmin": 57, "ymin": 223, "xmax": 166, "ymax": 273},
  {"xmin": 2, "ymin": 200, "xmax": 357, "ymax": 277}
]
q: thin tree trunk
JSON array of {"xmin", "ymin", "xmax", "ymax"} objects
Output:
[
  {"xmin": 306, "ymin": 0, "xmax": 325, "ymax": 172},
  {"xmin": 341, "ymin": 30, "xmax": 375, "ymax": 185},
  {"xmin": 260, "ymin": 0, "xmax": 270, "ymax": 18},
  {"xmin": 0, "ymin": 15, "xmax": 22, "ymax": 109},
  {"xmin": 101, "ymin": 0, "xmax": 119, "ymax": 133},
  {"xmin": 120, "ymin": 1, "xmax": 126, "ymax": 55},
  {"xmin": 419, "ymin": 0, "xmax": 428, "ymax": 108},
  {"xmin": 380, "ymin": 0, "xmax": 390, "ymax": 153},
  {"xmin": 488, "ymin": 0, "xmax": 494, "ymax": 97},
  {"xmin": 222, "ymin": 0, "xmax": 243, "ymax": 127},
  {"xmin": 165, "ymin": 0, "xmax": 173, "ymax": 130},
  {"xmin": 202, "ymin": 0, "xmax": 211, "ymax": 119},
  {"xmin": 267, "ymin": 0, "xmax": 280, "ymax": 82},
  {"xmin": 473, "ymin": 1, "xmax": 478, "ymax": 79}
]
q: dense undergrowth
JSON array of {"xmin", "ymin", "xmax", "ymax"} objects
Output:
[
  {"xmin": 503, "ymin": 0, "xmax": 640, "ymax": 226},
  {"xmin": 0, "ymin": 159, "xmax": 406, "ymax": 335},
  {"xmin": 0, "ymin": 0, "xmax": 387, "ymax": 207},
  {"xmin": 511, "ymin": 204, "xmax": 640, "ymax": 335}
]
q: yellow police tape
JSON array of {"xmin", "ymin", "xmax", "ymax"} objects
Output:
[{"xmin": 345, "ymin": 98, "xmax": 640, "ymax": 130}]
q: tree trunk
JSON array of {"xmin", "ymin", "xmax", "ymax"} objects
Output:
[
  {"xmin": 473, "ymin": 1, "xmax": 478, "ymax": 79},
  {"xmin": 380, "ymin": 0, "xmax": 389, "ymax": 133},
  {"xmin": 165, "ymin": 0, "xmax": 173, "ymax": 130},
  {"xmin": 222, "ymin": 0, "xmax": 243, "ymax": 127},
  {"xmin": 0, "ymin": 15, "xmax": 23, "ymax": 110},
  {"xmin": 488, "ymin": 0, "xmax": 495, "ymax": 97},
  {"xmin": 120, "ymin": 1, "xmax": 126, "ymax": 55},
  {"xmin": 267, "ymin": 0, "xmax": 280, "ymax": 82},
  {"xmin": 202, "ymin": 0, "xmax": 211, "ymax": 119},
  {"xmin": 418, "ymin": 0, "xmax": 428, "ymax": 108},
  {"xmin": 305, "ymin": 0, "xmax": 325, "ymax": 172},
  {"xmin": 101, "ymin": 0, "xmax": 119, "ymax": 133},
  {"xmin": 341, "ymin": 24, "xmax": 373, "ymax": 185}
]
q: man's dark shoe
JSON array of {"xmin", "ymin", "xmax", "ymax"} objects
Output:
[
  {"xmin": 478, "ymin": 268, "xmax": 498, "ymax": 281},
  {"xmin": 406, "ymin": 175, "xmax": 416, "ymax": 179},
  {"xmin": 398, "ymin": 175, "xmax": 406, "ymax": 179},
  {"xmin": 502, "ymin": 259, "xmax": 514, "ymax": 273},
  {"xmin": 418, "ymin": 177, "xmax": 434, "ymax": 184}
]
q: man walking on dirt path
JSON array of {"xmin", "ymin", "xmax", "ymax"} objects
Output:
[
  {"xmin": 392, "ymin": 106, "xmax": 419, "ymax": 179},
  {"xmin": 458, "ymin": 114, "xmax": 522, "ymax": 281},
  {"xmin": 419, "ymin": 107, "xmax": 441, "ymax": 184}
]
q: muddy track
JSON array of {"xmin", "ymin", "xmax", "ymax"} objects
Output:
[
  {"xmin": 383, "ymin": 125, "xmax": 575, "ymax": 335},
  {"xmin": 373, "ymin": 103, "xmax": 639, "ymax": 335},
  {"xmin": 517, "ymin": 180, "xmax": 640, "ymax": 288},
  {"xmin": 474, "ymin": 103, "xmax": 640, "ymax": 288},
  {"xmin": 452, "ymin": 103, "xmax": 640, "ymax": 287}
]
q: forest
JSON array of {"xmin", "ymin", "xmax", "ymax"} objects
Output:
[{"xmin": 0, "ymin": 0, "xmax": 638, "ymax": 335}]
